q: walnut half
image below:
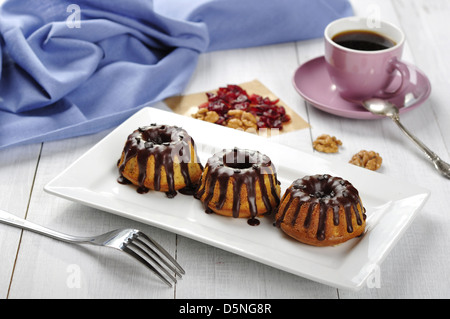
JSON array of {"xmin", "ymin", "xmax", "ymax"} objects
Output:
[
  {"xmin": 226, "ymin": 110, "xmax": 257, "ymax": 132},
  {"xmin": 313, "ymin": 134, "xmax": 342, "ymax": 153},
  {"xmin": 349, "ymin": 150, "xmax": 382, "ymax": 171}
]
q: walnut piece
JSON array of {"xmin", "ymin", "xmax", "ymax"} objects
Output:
[
  {"xmin": 226, "ymin": 110, "xmax": 257, "ymax": 132},
  {"xmin": 227, "ymin": 109, "xmax": 243, "ymax": 117},
  {"xmin": 241, "ymin": 111, "xmax": 257, "ymax": 123},
  {"xmin": 204, "ymin": 111, "xmax": 219, "ymax": 123},
  {"xmin": 191, "ymin": 107, "xmax": 208, "ymax": 120},
  {"xmin": 226, "ymin": 118, "xmax": 243, "ymax": 129},
  {"xmin": 192, "ymin": 107, "xmax": 258, "ymax": 132},
  {"xmin": 313, "ymin": 134, "xmax": 342, "ymax": 153},
  {"xmin": 349, "ymin": 150, "xmax": 382, "ymax": 171},
  {"xmin": 192, "ymin": 109, "xmax": 220, "ymax": 123}
]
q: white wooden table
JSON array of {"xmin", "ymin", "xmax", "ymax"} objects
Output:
[{"xmin": 1, "ymin": 0, "xmax": 449, "ymax": 299}]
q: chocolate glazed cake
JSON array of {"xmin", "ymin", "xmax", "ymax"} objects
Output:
[
  {"xmin": 195, "ymin": 147, "xmax": 281, "ymax": 225},
  {"xmin": 275, "ymin": 174, "xmax": 366, "ymax": 246},
  {"xmin": 117, "ymin": 124, "xmax": 203, "ymax": 198}
]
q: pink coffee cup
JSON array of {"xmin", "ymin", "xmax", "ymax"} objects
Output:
[{"xmin": 324, "ymin": 17, "xmax": 409, "ymax": 102}]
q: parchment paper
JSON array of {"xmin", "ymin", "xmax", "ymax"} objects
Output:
[{"xmin": 164, "ymin": 79, "xmax": 310, "ymax": 136}]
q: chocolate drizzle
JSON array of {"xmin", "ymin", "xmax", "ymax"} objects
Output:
[
  {"xmin": 117, "ymin": 124, "xmax": 203, "ymax": 197},
  {"xmin": 195, "ymin": 148, "xmax": 280, "ymax": 225},
  {"xmin": 275, "ymin": 174, "xmax": 366, "ymax": 241}
]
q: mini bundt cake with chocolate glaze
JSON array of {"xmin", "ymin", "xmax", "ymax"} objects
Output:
[
  {"xmin": 194, "ymin": 147, "xmax": 281, "ymax": 225},
  {"xmin": 275, "ymin": 174, "xmax": 366, "ymax": 246},
  {"xmin": 195, "ymin": 147, "xmax": 281, "ymax": 225},
  {"xmin": 117, "ymin": 124, "xmax": 203, "ymax": 198}
]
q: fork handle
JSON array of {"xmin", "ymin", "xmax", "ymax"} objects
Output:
[{"xmin": 0, "ymin": 209, "xmax": 88, "ymax": 244}]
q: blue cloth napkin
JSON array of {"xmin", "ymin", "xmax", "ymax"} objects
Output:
[{"xmin": 0, "ymin": 0, "xmax": 352, "ymax": 149}]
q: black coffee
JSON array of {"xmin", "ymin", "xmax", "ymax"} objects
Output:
[{"xmin": 332, "ymin": 30, "xmax": 396, "ymax": 51}]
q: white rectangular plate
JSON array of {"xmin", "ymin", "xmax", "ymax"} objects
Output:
[{"xmin": 44, "ymin": 106, "xmax": 430, "ymax": 290}]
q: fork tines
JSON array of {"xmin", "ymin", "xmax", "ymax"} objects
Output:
[{"xmin": 124, "ymin": 231, "xmax": 185, "ymax": 287}]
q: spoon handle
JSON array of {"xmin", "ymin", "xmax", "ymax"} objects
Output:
[{"xmin": 391, "ymin": 115, "xmax": 450, "ymax": 178}]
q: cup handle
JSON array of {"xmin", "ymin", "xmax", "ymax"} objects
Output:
[{"xmin": 375, "ymin": 58, "xmax": 410, "ymax": 98}]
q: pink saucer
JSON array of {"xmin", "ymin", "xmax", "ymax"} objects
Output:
[{"xmin": 292, "ymin": 56, "xmax": 431, "ymax": 120}]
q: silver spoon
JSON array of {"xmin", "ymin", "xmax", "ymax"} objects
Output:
[{"xmin": 362, "ymin": 98, "xmax": 450, "ymax": 179}]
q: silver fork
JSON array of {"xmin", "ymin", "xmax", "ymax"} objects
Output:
[{"xmin": 0, "ymin": 209, "xmax": 184, "ymax": 287}]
